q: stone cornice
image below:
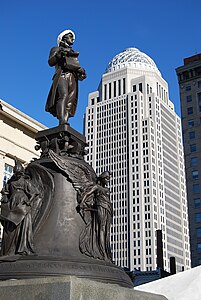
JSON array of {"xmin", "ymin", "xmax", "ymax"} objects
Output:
[{"xmin": 0, "ymin": 99, "xmax": 47, "ymax": 133}]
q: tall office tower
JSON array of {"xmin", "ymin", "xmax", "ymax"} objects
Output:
[
  {"xmin": 85, "ymin": 48, "xmax": 191, "ymax": 272},
  {"xmin": 176, "ymin": 54, "xmax": 201, "ymax": 267}
]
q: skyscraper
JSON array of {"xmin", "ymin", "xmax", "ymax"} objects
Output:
[
  {"xmin": 176, "ymin": 54, "xmax": 201, "ymax": 267},
  {"xmin": 85, "ymin": 48, "xmax": 191, "ymax": 272}
]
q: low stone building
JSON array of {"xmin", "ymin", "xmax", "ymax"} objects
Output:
[{"xmin": 0, "ymin": 99, "xmax": 46, "ymax": 243}]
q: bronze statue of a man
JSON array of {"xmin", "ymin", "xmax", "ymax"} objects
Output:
[{"xmin": 45, "ymin": 30, "xmax": 86, "ymax": 125}]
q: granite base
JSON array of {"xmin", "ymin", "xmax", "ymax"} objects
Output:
[{"xmin": 0, "ymin": 276, "xmax": 168, "ymax": 300}]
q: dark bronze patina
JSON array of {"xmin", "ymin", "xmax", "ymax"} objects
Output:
[
  {"xmin": 45, "ymin": 30, "xmax": 86, "ymax": 125},
  {"xmin": 0, "ymin": 31, "xmax": 133, "ymax": 288}
]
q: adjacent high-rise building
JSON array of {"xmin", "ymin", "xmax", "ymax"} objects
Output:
[
  {"xmin": 176, "ymin": 54, "xmax": 201, "ymax": 267},
  {"xmin": 85, "ymin": 48, "xmax": 191, "ymax": 272}
]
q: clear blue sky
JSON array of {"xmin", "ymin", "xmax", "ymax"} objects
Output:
[{"xmin": 1, "ymin": 0, "xmax": 201, "ymax": 132}]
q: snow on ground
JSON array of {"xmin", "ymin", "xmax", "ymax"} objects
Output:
[{"xmin": 135, "ymin": 265, "xmax": 201, "ymax": 300}]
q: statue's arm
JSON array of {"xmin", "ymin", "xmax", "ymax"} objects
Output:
[
  {"xmin": 1, "ymin": 183, "xmax": 9, "ymax": 195},
  {"xmin": 77, "ymin": 185, "xmax": 98, "ymax": 211},
  {"xmin": 82, "ymin": 185, "xmax": 98, "ymax": 201},
  {"xmin": 77, "ymin": 67, "xmax": 87, "ymax": 81},
  {"xmin": 48, "ymin": 47, "xmax": 61, "ymax": 67}
]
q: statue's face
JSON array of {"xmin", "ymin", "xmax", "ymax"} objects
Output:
[
  {"xmin": 62, "ymin": 33, "xmax": 74, "ymax": 46},
  {"xmin": 101, "ymin": 174, "xmax": 110, "ymax": 185}
]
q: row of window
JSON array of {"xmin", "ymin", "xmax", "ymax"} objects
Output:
[
  {"xmin": 133, "ymin": 83, "xmax": 143, "ymax": 93},
  {"xmin": 133, "ymin": 83, "xmax": 153, "ymax": 97},
  {"xmin": 187, "ymin": 93, "xmax": 201, "ymax": 115},
  {"xmin": 104, "ymin": 78, "xmax": 126, "ymax": 100},
  {"xmin": 90, "ymin": 97, "xmax": 100, "ymax": 106},
  {"xmin": 96, "ymin": 99, "xmax": 126, "ymax": 112},
  {"xmin": 96, "ymin": 111, "xmax": 126, "ymax": 121},
  {"xmin": 185, "ymin": 81, "xmax": 201, "ymax": 92},
  {"xmin": 156, "ymin": 82, "xmax": 168, "ymax": 101}
]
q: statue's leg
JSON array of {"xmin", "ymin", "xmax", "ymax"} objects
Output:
[
  {"xmin": 65, "ymin": 74, "xmax": 77, "ymax": 118},
  {"xmin": 56, "ymin": 77, "xmax": 69, "ymax": 125}
]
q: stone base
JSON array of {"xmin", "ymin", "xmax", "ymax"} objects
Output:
[
  {"xmin": 0, "ymin": 276, "xmax": 167, "ymax": 300},
  {"xmin": 0, "ymin": 255, "xmax": 133, "ymax": 288}
]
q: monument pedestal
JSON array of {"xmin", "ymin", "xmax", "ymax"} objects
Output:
[
  {"xmin": 0, "ymin": 125, "xmax": 133, "ymax": 288},
  {"xmin": 0, "ymin": 276, "xmax": 167, "ymax": 300}
]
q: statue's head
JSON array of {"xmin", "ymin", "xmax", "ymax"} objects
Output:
[
  {"xmin": 57, "ymin": 29, "xmax": 75, "ymax": 46},
  {"xmin": 98, "ymin": 171, "xmax": 112, "ymax": 185},
  {"xmin": 13, "ymin": 158, "xmax": 25, "ymax": 175}
]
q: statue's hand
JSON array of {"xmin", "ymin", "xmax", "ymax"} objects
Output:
[
  {"xmin": 59, "ymin": 49, "xmax": 68, "ymax": 57},
  {"xmin": 60, "ymin": 47, "xmax": 75, "ymax": 56},
  {"xmin": 1, "ymin": 187, "xmax": 9, "ymax": 196},
  {"xmin": 76, "ymin": 203, "xmax": 86, "ymax": 212},
  {"xmin": 77, "ymin": 68, "xmax": 87, "ymax": 81},
  {"xmin": 78, "ymin": 68, "xmax": 85, "ymax": 74}
]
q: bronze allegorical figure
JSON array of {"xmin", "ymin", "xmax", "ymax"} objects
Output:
[{"xmin": 45, "ymin": 30, "xmax": 86, "ymax": 125}]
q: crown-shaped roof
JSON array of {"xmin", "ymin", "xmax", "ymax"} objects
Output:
[{"xmin": 105, "ymin": 48, "xmax": 161, "ymax": 75}]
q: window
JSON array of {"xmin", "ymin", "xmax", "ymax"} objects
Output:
[
  {"xmin": 104, "ymin": 84, "xmax": 107, "ymax": 100},
  {"xmin": 123, "ymin": 78, "xmax": 126, "ymax": 94},
  {"xmin": 188, "ymin": 119, "xmax": 194, "ymax": 127},
  {"xmin": 198, "ymin": 93, "xmax": 201, "ymax": 107},
  {"xmin": 147, "ymin": 84, "xmax": 149, "ymax": 94},
  {"xmin": 196, "ymin": 213, "xmax": 201, "ymax": 223},
  {"xmin": 194, "ymin": 198, "xmax": 201, "ymax": 209},
  {"xmin": 118, "ymin": 80, "xmax": 121, "ymax": 96},
  {"xmin": 190, "ymin": 144, "xmax": 197, "ymax": 152},
  {"xmin": 114, "ymin": 81, "xmax": 116, "ymax": 97},
  {"xmin": 196, "ymin": 228, "xmax": 201, "ymax": 237},
  {"xmin": 197, "ymin": 243, "xmax": 201, "ymax": 253},
  {"xmin": 189, "ymin": 131, "xmax": 195, "ymax": 139},
  {"xmin": 133, "ymin": 85, "xmax": 136, "ymax": 92},
  {"xmin": 187, "ymin": 107, "xmax": 193, "ymax": 115},
  {"xmin": 192, "ymin": 170, "xmax": 199, "ymax": 179},
  {"xmin": 139, "ymin": 83, "xmax": 142, "ymax": 92},
  {"xmin": 191, "ymin": 157, "xmax": 198, "ymax": 166},
  {"xmin": 91, "ymin": 98, "xmax": 94, "ymax": 105},
  {"xmin": 193, "ymin": 184, "xmax": 200, "ymax": 193},
  {"xmin": 109, "ymin": 83, "xmax": 111, "ymax": 99},
  {"xmin": 186, "ymin": 85, "xmax": 191, "ymax": 91},
  {"xmin": 198, "ymin": 81, "xmax": 201, "ymax": 88},
  {"xmin": 3, "ymin": 164, "xmax": 13, "ymax": 186},
  {"xmin": 187, "ymin": 95, "xmax": 192, "ymax": 102}
]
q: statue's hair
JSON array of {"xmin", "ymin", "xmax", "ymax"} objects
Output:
[
  {"xmin": 98, "ymin": 171, "xmax": 112, "ymax": 180},
  {"xmin": 57, "ymin": 29, "xmax": 75, "ymax": 46}
]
